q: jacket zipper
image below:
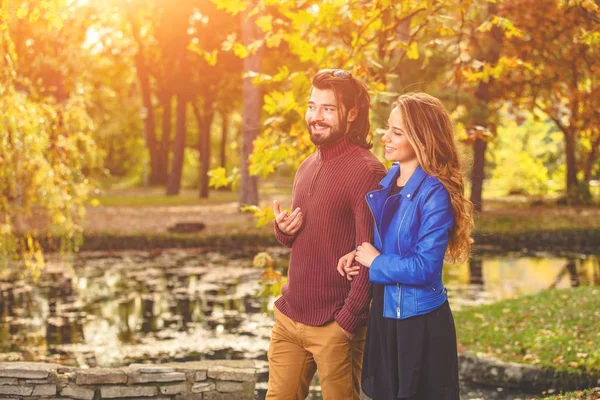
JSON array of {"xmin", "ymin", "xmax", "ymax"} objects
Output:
[
  {"xmin": 429, "ymin": 283, "xmax": 436, "ymax": 291},
  {"xmin": 366, "ymin": 191, "xmax": 386, "ymax": 249},
  {"xmin": 396, "ymin": 206, "xmax": 408, "ymax": 319}
]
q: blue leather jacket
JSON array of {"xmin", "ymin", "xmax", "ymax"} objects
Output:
[{"xmin": 366, "ymin": 164, "xmax": 454, "ymax": 320}]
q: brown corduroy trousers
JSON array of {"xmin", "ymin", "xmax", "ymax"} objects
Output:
[{"xmin": 266, "ymin": 305, "xmax": 367, "ymax": 400}]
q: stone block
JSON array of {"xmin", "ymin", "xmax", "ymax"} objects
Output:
[
  {"xmin": 159, "ymin": 383, "xmax": 187, "ymax": 395},
  {"xmin": 215, "ymin": 381, "xmax": 244, "ymax": 393},
  {"xmin": 60, "ymin": 383, "xmax": 95, "ymax": 400},
  {"xmin": 100, "ymin": 385, "xmax": 158, "ymax": 398},
  {"xmin": 191, "ymin": 382, "xmax": 215, "ymax": 393},
  {"xmin": 129, "ymin": 364, "xmax": 176, "ymax": 373},
  {"xmin": 194, "ymin": 371, "xmax": 207, "ymax": 381},
  {"xmin": 131, "ymin": 372, "xmax": 186, "ymax": 384},
  {"xmin": 175, "ymin": 395, "xmax": 203, "ymax": 400},
  {"xmin": 207, "ymin": 366, "xmax": 255, "ymax": 382},
  {"xmin": 202, "ymin": 392, "xmax": 243, "ymax": 400},
  {"xmin": 0, "ymin": 362, "xmax": 51, "ymax": 379},
  {"xmin": 76, "ymin": 369, "xmax": 128, "ymax": 385},
  {"xmin": 32, "ymin": 384, "xmax": 57, "ymax": 396},
  {"xmin": 0, "ymin": 385, "xmax": 33, "ymax": 396},
  {"xmin": 25, "ymin": 379, "xmax": 51, "ymax": 384}
]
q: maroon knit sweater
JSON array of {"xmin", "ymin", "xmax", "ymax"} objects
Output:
[{"xmin": 274, "ymin": 136, "xmax": 387, "ymax": 333}]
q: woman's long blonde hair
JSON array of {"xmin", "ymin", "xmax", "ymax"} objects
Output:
[{"xmin": 393, "ymin": 92, "xmax": 474, "ymax": 263}]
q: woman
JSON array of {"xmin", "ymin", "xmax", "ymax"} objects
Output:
[{"xmin": 337, "ymin": 92, "xmax": 474, "ymax": 400}]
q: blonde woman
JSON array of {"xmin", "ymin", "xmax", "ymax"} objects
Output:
[{"xmin": 338, "ymin": 93, "xmax": 474, "ymax": 400}]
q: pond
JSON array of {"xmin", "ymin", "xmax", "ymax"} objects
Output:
[{"xmin": 0, "ymin": 248, "xmax": 598, "ymax": 399}]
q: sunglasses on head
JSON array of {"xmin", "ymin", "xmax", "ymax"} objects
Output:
[{"xmin": 319, "ymin": 68, "xmax": 353, "ymax": 79}]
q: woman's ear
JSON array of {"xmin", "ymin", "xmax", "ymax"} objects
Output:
[{"xmin": 347, "ymin": 106, "xmax": 359, "ymax": 122}]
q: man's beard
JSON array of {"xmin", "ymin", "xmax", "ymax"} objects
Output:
[{"xmin": 307, "ymin": 121, "xmax": 347, "ymax": 146}]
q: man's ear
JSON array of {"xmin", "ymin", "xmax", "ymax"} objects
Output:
[{"xmin": 347, "ymin": 106, "xmax": 359, "ymax": 122}]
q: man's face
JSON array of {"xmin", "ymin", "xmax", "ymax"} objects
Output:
[{"xmin": 305, "ymin": 87, "xmax": 346, "ymax": 146}]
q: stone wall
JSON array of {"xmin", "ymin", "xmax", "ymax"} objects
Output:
[
  {"xmin": 0, "ymin": 361, "xmax": 256, "ymax": 400},
  {"xmin": 459, "ymin": 353, "xmax": 600, "ymax": 392}
]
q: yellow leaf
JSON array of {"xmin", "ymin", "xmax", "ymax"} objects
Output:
[
  {"xmin": 204, "ymin": 49, "xmax": 218, "ymax": 66},
  {"xmin": 233, "ymin": 42, "xmax": 249, "ymax": 58},
  {"xmin": 49, "ymin": 16, "xmax": 63, "ymax": 30},
  {"xmin": 222, "ymin": 33, "xmax": 236, "ymax": 51},
  {"xmin": 255, "ymin": 15, "xmax": 273, "ymax": 32},
  {"xmin": 253, "ymin": 252, "xmax": 275, "ymax": 269},
  {"xmin": 29, "ymin": 7, "xmax": 40, "ymax": 22},
  {"xmin": 211, "ymin": 0, "xmax": 249, "ymax": 16},
  {"xmin": 265, "ymin": 31, "xmax": 284, "ymax": 48},
  {"xmin": 16, "ymin": 7, "xmax": 27, "ymax": 19},
  {"xmin": 208, "ymin": 167, "xmax": 229, "ymax": 189},
  {"xmin": 407, "ymin": 42, "xmax": 419, "ymax": 60}
]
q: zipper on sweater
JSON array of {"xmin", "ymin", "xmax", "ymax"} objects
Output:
[{"xmin": 308, "ymin": 161, "xmax": 323, "ymax": 196}]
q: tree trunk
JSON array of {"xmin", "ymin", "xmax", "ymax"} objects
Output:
[
  {"xmin": 157, "ymin": 94, "xmax": 172, "ymax": 186},
  {"xmin": 166, "ymin": 95, "xmax": 187, "ymax": 195},
  {"xmin": 129, "ymin": 13, "xmax": 159, "ymax": 186},
  {"xmin": 470, "ymin": 136, "xmax": 488, "ymax": 212},
  {"xmin": 220, "ymin": 112, "xmax": 228, "ymax": 168},
  {"xmin": 239, "ymin": 5, "xmax": 260, "ymax": 206},
  {"xmin": 469, "ymin": 3, "xmax": 503, "ymax": 212},
  {"xmin": 193, "ymin": 102, "xmax": 213, "ymax": 199},
  {"xmin": 564, "ymin": 129, "xmax": 579, "ymax": 203},
  {"xmin": 583, "ymin": 135, "xmax": 600, "ymax": 182}
]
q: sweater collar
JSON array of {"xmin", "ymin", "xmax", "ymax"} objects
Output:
[{"xmin": 317, "ymin": 136, "xmax": 355, "ymax": 161}]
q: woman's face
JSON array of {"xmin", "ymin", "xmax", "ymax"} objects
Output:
[{"xmin": 382, "ymin": 107, "xmax": 418, "ymax": 164}]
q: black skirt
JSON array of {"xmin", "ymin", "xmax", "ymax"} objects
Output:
[{"xmin": 361, "ymin": 284, "xmax": 460, "ymax": 400}]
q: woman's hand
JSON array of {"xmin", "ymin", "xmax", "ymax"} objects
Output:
[
  {"xmin": 355, "ymin": 242, "xmax": 380, "ymax": 268},
  {"xmin": 337, "ymin": 250, "xmax": 358, "ymax": 281}
]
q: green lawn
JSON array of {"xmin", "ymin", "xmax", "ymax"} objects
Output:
[
  {"xmin": 90, "ymin": 188, "xmax": 241, "ymax": 207},
  {"xmin": 540, "ymin": 388, "xmax": 600, "ymax": 399},
  {"xmin": 455, "ymin": 286, "xmax": 600, "ymax": 376}
]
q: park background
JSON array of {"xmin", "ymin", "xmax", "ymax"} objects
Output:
[{"xmin": 0, "ymin": 0, "xmax": 599, "ymax": 399}]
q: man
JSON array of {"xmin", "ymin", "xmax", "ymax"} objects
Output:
[{"xmin": 267, "ymin": 69, "xmax": 387, "ymax": 399}]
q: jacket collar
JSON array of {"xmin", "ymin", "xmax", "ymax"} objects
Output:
[{"xmin": 379, "ymin": 164, "xmax": 428, "ymax": 200}]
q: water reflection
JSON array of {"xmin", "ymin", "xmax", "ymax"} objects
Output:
[
  {"xmin": 444, "ymin": 254, "xmax": 600, "ymax": 309},
  {"xmin": 0, "ymin": 248, "xmax": 598, "ymax": 368}
]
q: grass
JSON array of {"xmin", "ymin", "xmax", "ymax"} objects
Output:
[
  {"xmin": 82, "ymin": 177, "xmax": 600, "ymax": 243},
  {"xmin": 475, "ymin": 199, "xmax": 600, "ymax": 234},
  {"xmin": 90, "ymin": 187, "xmax": 242, "ymax": 207},
  {"xmin": 540, "ymin": 388, "xmax": 600, "ymax": 399},
  {"xmin": 455, "ymin": 286, "xmax": 600, "ymax": 376}
]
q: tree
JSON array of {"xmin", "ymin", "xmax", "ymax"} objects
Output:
[
  {"xmin": 499, "ymin": 0, "xmax": 600, "ymax": 204},
  {"xmin": 211, "ymin": 0, "xmax": 469, "ymax": 198},
  {"xmin": 0, "ymin": 0, "xmax": 99, "ymax": 272},
  {"xmin": 239, "ymin": 2, "xmax": 261, "ymax": 206}
]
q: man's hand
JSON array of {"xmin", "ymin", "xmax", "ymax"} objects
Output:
[
  {"xmin": 274, "ymin": 200, "xmax": 304, "ymax": 236},
  {"xmin": 337, "ymin": 250, "xmax": 359, "ymax": 281},
  {"xmin": 339, "ymin": 324, "xmax": 354, "ymax": 340}
]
